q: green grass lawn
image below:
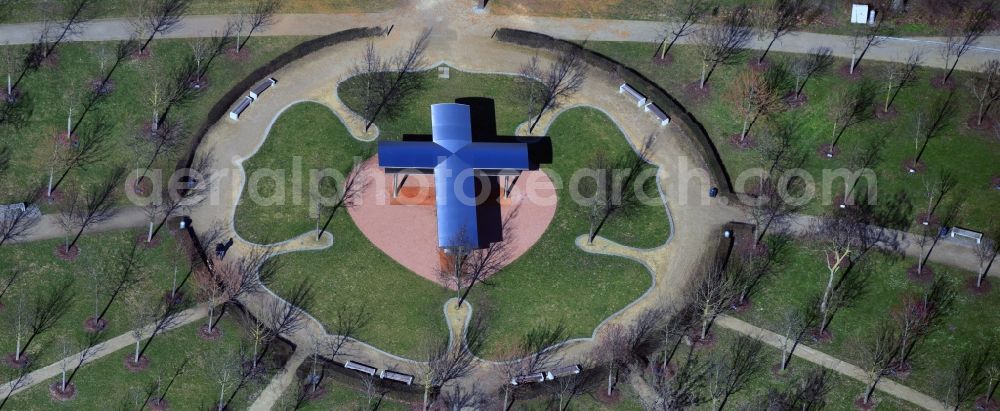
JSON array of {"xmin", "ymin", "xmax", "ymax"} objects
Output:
[
  {"xmin": 0, "ymin": 229, "xmax": 192, "ymax": 368},
  {"xmin": 692, "ymin": 328, "xmax": 919, "ymax": 411},
  {"xmin": 0, "ymin": 314, "xmax": 263, "ymax": 410},
  {"xmin": 0, "ymin": 0, "xmax": 397, "ymax": 23},
  {"xmin": 0, "ymin": 36, "xmax": 312, "ymax": 207},
  {"xmin": 234, "ymin": 68, "xmax": 667, "ymax": 358},
  {"xmin": 739, "ymin": 237, "xmax": 1000, "ymax": 397},
  {"xmin": 588, "ymin": 41, "xmax": 1000, "ymax": 231}
]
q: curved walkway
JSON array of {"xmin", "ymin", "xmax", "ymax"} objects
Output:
[
  {"xmin": 183, "ymin": 0, "xmax": 735, "ymax": 402},
  {"xmin": 2, "ymin": 2, "xmax": 994, "ymax": 410}
]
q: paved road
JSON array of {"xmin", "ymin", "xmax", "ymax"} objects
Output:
[{"xmin": 0, "ymin": 8, "xmax": 998, "ymax": 72}]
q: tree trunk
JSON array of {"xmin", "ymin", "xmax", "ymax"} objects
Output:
[
  {"xmin": 68, "ymin": 225, "xmax": 87, "ymax": 251},
  {"xmin": 759, "ymin": 35, "xmax": 778, "ymax": 64},
  {"xmin": 864, "ymin": 375, "xmax": 881, "ymax": 403}
]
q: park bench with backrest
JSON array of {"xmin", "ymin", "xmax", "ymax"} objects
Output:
[
  {"xmin": 545, "ymin": 364, "xmax": 581, "ymax": 380},
  {"xmin": 950, "ymin": 227, "xmax": 983, "ymax": 244},
  {"xmin": 379, "ymin": 369, "xmax": 414, "ymax": 385},
  {"xmin": 248, "ymin": 77, "xmax": 277, "ymax": 100},
  {"xmin": 644, "ymin": 102, "xmax": 670, "ymax": 126},
  {"xmin": 229, "ymin": 96, "xmax": 253, "ymax": 121},
  {"xmin": 344, "ymin": 360, "xmax": 378, "ymax": 376},
  {"xmin": 619, "ymin": 83, "xmax": 647, "ymax": 107},
  {"xmin": 510, "ymin": 372, "xmax": 545, "ymax": 386}
]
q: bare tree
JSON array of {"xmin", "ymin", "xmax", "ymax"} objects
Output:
[
  {"xmin": 440, "ymin": 209, "xmax": 516, "ymax": 307},
  {"xmin": 593, "ymin": 309, "xmax": 662, "ymax": 398},
  {"xmin": 236, "ymin": 0, "xmax": 282, "ymax": 51},
  {"xmin": 825, "ymin": 79, "xmax": 876, "ymax": 154},
  {"xmin": 349, "ymin": 28, "xmax": 431, "ymax": 132},
  {"xmin": 708, "ymin": 335, "xmax": 764, "ymax": 411},
  {"xmin": 48, "ymin": 117, "xmax": 112, "ymax": 196},
  {"xmin": 847, "ymin": 10, "xmax": 890, "ymax": 74},
  {"xmin": 493, "ymin": 321, "xmax": 566, "ymax": 410},
  {"xmin": 969, "ymin": 59, "xmax": 1000, "ymax": 128},
  {"xmin": 196, "ymin": 246, "xmax": 278, "ymax": 336},
  {"xmin": 693, "ymin": 4, "xmax": 753, "ymax": 89},
  {"xmin": 136, "ymin": 118, "xmax": 185, "ymax": 183},
  {"xmin": 729, "ymin": 66, "xmax": 788, "ymax": 144},
  {"xmin": 658, "ymin": 303, "xmax": 697, "ymax": 374},
  {"xmin": 919, "ymin": 169, "xmax": 957, "ymax": 225},
  {"xmin": 0, "ymin": 266, "xmax": 19, "ymax": 308},
  {"xmin": 581, "ymin": 135, "xmax": 655, "ymax": 244},
  {"xmin": 56, "ymin": 331, "xmax": 104, "ymax": 397},
  {"xmin": 255, "ymin": 276, "xmax": 314, "ymax": 366},
  {"xmin": 789, "ymin": 47, "xmax": 833, "ymax": 100},
  {"xmin": 880, "ymin": 51, "xmax": 922, "ymax": 114},
  {"xmin": 57, "ymin": 166, "xmax": 126, "ymax": 253},
  {"xmin": 0, "ymin": 346, "xmax": 43, "ymax": 410},
  {"xmin": 316, "ymin": 151, "xmax": 370, "ymax": 240},
  {"xmin": 87, "ymin": 239, "xmax": 145, "ymax": 331},
  {"xmin": 973, "ymin": 223, "xmax": 999, "ymax": 289},
  {"xmin": 840, "ymin": 138, "xmax": 883, "ymax": 206},
  {"xmin": 146, "ymin": 150, "xmax": 213, "ymax": 243},
  {"xmin": 937, "ymin": 348, "xmax": 989, "ymax": 411},
  {"xmin": 745, "ymin": 177, "xmax": 802, "ymax": 245},
  {"xmin": 645, "ymin": 352, "xmax": 708, "ymax": 410},
  {"xmin": 690, "ymin": 260, "xmax": 741, "ymax": 341},
  {"xmin": 982, "ymin": 353, "xmax": 1000, "ymax": 410},
  {"xmin": 413, "ymin": 316, "xmax": 486, "ymax": 410},
  {"xmin": 0, "ymin": 188, "xmax": 41, "ymax": 247},
  {"xmin": 133, "ymin": 0, "xmax": 192, "ymax": 54},
  {"xmin": 93, "ymin": 37, "xmax": 139, "ymax": 97},
  {"xmin": 41, "ymin": 0, "xmax": 95, "ymax": 59},
  {"xmin": 893, "ymin": 277, "xmax": 953, "ymax": 374},
  {"xmin": 208, "ymin": 347, "xmax": 239, "ymax": 411},
  {"xmin": 518, "ymin": 47, "xmax": 587, "ymax": 133},
  {"xmin": 939, "ymin": 2, "xmax": 994, "ymax": 84},
  {"xmin": 656, "ymin": 0, "xmax": 712, "ymax": 60},
  {"xmin": 911, "ymin": 90, "xmax": 957, "ymax": 167},
  {"xmin": 755, "ymin": 0, "xmax": 817, "ymax": 64},
  {"xmin": 0, "ymin": 43, "xmax": 19, "ymax": 100},
  {"xmin": 815, "ymin": 214, "xmax": 879, "ymax": 338},
  {"xmin": 8, "ymin": 277, "xmax": 75, "ymax": 364},
  {"xmin": 777, "ymin": 294, "xmax": 821, "ymax": 371},
  {"xmin": 550, "ymin": 365, "xmax": 595, "ymax": 411},
  {"xmin": 855, "ymin": 323, "xmax": 903, "ymax": 406}
]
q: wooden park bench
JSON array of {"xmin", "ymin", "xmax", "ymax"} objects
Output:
[
  {"xmin": 545, "ymin": 364, "xmax": 581, "ymax": 380},
  {"xmin": 248, "ymin": 77, "xmax": 277, "ymax": 100},
  {"xmin": 379, "ymin": 369, "xmax": 414, "ymax": 385},
  {"xmin": 230, "ymin": 96, "xmax": 253, "ymax": 121},
  {"xmin": 619, "ymin": 83, "xmax": 647, "ymax": 107},
  {"xmin": 344, "ymin": 360, "xmax": 377, "ymax": 376},
  {"xmin": 950, "ymin": 227, "xmax": 983, "ymax": 244},
  {"xmin": 644, "ymin": 102, "xmax": 670, "ymax": 126},
  {"xmin": 510, "ymin": 372, "xmax": 545, "ymax": 386}
]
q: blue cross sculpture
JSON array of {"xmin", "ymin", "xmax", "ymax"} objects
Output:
[{"xmin": 377, "ymin": 103, "xmax": 530, "ymax": 251}]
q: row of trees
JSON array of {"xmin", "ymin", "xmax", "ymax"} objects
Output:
[{"xmin": 659, "ymin": 0, "xmax": 995, "ymax": 91}]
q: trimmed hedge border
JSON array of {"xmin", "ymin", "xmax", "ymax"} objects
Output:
[
  {"xmin": 174, "ymin": 26, "xmax": 385, "ymax": 173},
  {"xmin": 494, "ymin": 28, "xmax": 735, "ymax": 199}
]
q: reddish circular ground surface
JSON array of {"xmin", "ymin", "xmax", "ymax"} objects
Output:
[{"xmin": 347, "ymin": 157, "xmax": 557, "ymax": 287}]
